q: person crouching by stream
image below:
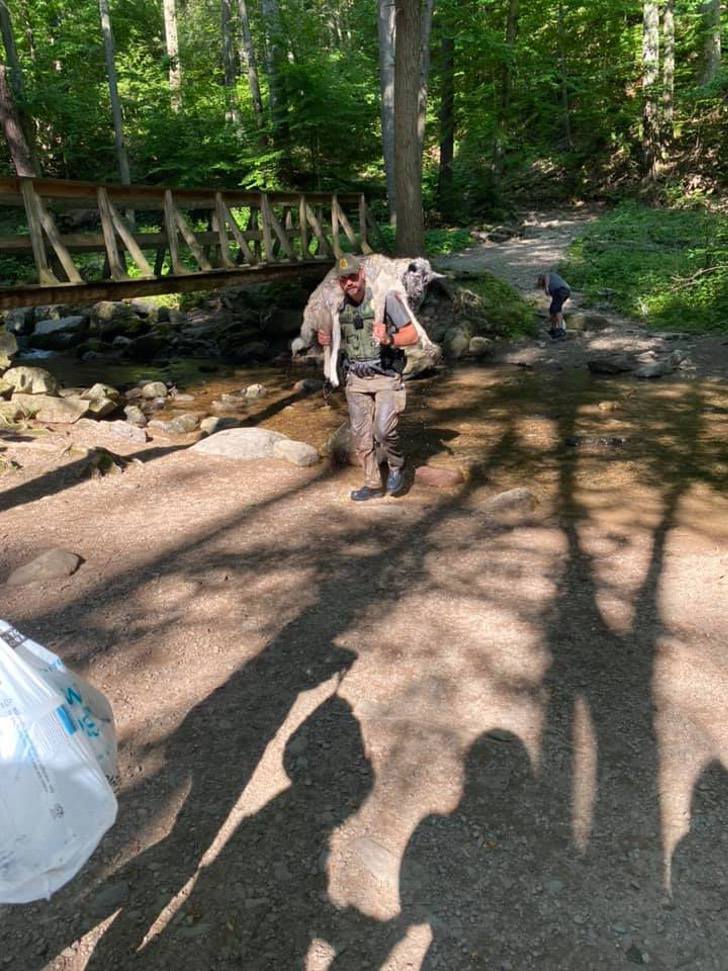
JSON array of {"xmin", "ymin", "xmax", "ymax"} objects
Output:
[
  {"xmin": 537, "ymin": 270, "xmax": 571, "ymax": 340},
  {"xmin": 318, "ymin": 254, "xmax": 419, "ymax": 501}
]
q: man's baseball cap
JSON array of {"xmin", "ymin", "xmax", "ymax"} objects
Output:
[{"xmin": 333, "ymin": 253, "xmax": 362, "ymax": 277}]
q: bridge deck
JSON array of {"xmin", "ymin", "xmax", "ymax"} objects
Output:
[{"xmin": 0, "ymin": 177, "xmax": 379, "ymax": 309}]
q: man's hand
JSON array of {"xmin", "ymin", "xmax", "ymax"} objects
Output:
[
  {"xmin": 373, "ymin": 321, "xmax": 391, "ymax": 345},
  {"xmin": 317, "ymin": 329, "xmax": 332, "ymax": 346}
]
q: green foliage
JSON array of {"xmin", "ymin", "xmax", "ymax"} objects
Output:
[
  {"xmin": 452, "ymin": 273, "xmax": 537, "ymax": 338},
  {"xmin": 561, "ymin": 202, "xmax": 728, "ymax": 332},
  {"xmin": 0, "ymin": 0, "xmax": 724, "ymax": 222},
  {"xmin": 376, "ymin": 225, "xmax": 472, "ymax": 257}
]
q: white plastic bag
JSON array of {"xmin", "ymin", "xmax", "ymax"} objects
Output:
[{"xmin": 0, "ymin": 621, "xmax": 118, "ymax": 904}]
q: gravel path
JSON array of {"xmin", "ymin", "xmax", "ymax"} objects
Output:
[{"xmin": 434, "ymin": 208, "xmax": 599, "ymax": 294}]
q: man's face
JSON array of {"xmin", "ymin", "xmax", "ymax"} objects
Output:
[{"xmin": 339, "ymin": 268, "xmax": 365, "ymax": 301}]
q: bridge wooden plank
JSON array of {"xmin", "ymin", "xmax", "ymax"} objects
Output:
[
  {"xmin": 164, "ymin": 190, "xmax": 184, "ymax": 274},
  {"xmin": 299, "ymin": 195, "xmax": 309, "ymax": 257},
  {"xmin": 358, "ymin": 194, "xmax": 374, "ymax": 255},
  {"xmin": 333, "ymin": 195, "xmax": 365, "ymax": 253},
  {"xmin": 97, "ymin": 187, "xmax": 126, "ymax": 280},
  {"xmin": 0, "ymin": 176, "xmax": 362, "ymax": 209},
  {"xmin": 269, "ymin": 204, "xmax": 297, "ymax": 261},
  {"xmin": 304, "ymin": 203, "xmax": 332, "ymax": 257},
  {"xmin": 330, "ymin": 195, "xmax": 344, "ymax": 258},
  {"xmin": 217, "ymin": 197, "xmax": 257, "ymax": 266},
  {"xmin": 0, "ymin": 228, "xmax": 270, "ymax": 254},
  {"xmin": 214, "ymin": 194, "xmax": 234, "ymax": 268},
  {"xmin": 32, "ymin": 187, "xmax": 83, "ymax": 284},
  {"xmin": 260, "ymin": 193, "xmax": 274, "ymax": 263},
  {"xmin": 0, "ymin": 261, "xmax": 331, "ymax": 310},
  {"xmin": 19, "ymin": 178, "xmax": 58, "ymax": 286},
  {"xmin": 107, "ymin": 201, "xmax": 155, "ymax": 278},
  {"xmin": 173, "ymin": 203, "xmax": 213, "ymax": 272}
]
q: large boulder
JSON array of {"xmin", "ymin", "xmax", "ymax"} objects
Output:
[
  {"xmin": 91, "ymin": 301, "xmax": 138, "ymax": 335},
  {"xmin": 272, "ymin": 439, "xmax": 319, "ymax": 467},
  {"xmin": 403, "ymin": 345, "xmax": 439, "ymax": 378},
  {"xmin": 199, "ymin": 416, "xmax": 242, "ymax": 435},
  {"xmin": 190, "ymin": 427, "xmax": 320, "ymax": 467},
  {"xmin": 190, "ymin": 427, "xmax": 286, "ymax": 460},
  {"xmin": 635, "ymin": 359, "xmax": 674, "ymax": 379},
  {"xmin": 105, "ymin": 420, "xmax": 149, "ymax": 444},
  {"xmin": 3, "ymin": 366, "xmax": 59, "ymax": 395},
  {"xmin": 6, "ymin": 549, "xmax": 83, "ymax": 587},
  {"xmin": 140, "ymin": 381, "xmax": 168, "ymax": 399},
  {"xmin": 12, "ymin": 393, "xmax": 90, "ymax": 423},
  {"xmin": 148, "ymin": 414, "xmax": 202, "ymax": 436},
  {"xmin": 444, "ymin": 327, "xmax": 470, "ymax": 359},
  {"xmin": 3, "ymin": 307, "xmax": 34, "ymax": 336},
  {"xmin": 468, "ymin": 336, "xmax": 493, "ymax": 357},
  {"xmin": 30, "ymin": 315, "xmax": 87, "ymax": 350},
  {"xmin": 81, "ymin": 383, "xmax": 121, "ymax": 418},
  {"xmin": 564, "ymin": 312, "xmax": 610, "ymax": 333},
  {"xmin": 0, "ymin": 329, "xmax": 19, "ymax": 369}
]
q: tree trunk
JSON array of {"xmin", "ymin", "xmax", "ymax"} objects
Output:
[
  {"xmin": 661, "ymin": 0, "xmax": 675, "ymax": 142},
  {"xmin": 260, "ymin": 0, "xmax": 287, "ymax": 141},
  {"xmin": 699, "ymin": 0, "xmax": 722, "ymax": 85},
  {"xmin": 417, "ymin": 0, "xmax": 435, "ymax": 156},
  {"xmin": 162, "ymin": 0, "xmax": 182, "ymax": 112},
  {"xmin": 98, "ymin": 0, "xmax": 131, "ymax": 184},
  {"xmin": 493, "ymin": 0, "xmax": 519, "ymax": 176},
  {"xmin": 437, "ymin": 32, "xmax": 454, "ymax": 213},
  {"xmin": 0, "ymin": 61, "xmax": 36, "ymax": 175},
  {"xmin": 642, "ymin": 0, "xmax": 660, "ymax": 179},
  {"xmin": 378, "ymin": 0, "xmax": 396, "ymax": 221},
  {"xmin": 0, "ymin": 0, "xmax": 37, "ymax": 172},
  {"xmin": 558, "ymin": 2, "xmax": 573, "ymax": 148},
  {"xmin": 394, "ymin": 0, "xmax": 425, "ymax": 255},
  {"xmin": 236, "ymin": 0, "xmax": 264, "ymax": 129},
  {"xmin": 221, "ymin": 0, "xmax": 243, "ymax": 130}
]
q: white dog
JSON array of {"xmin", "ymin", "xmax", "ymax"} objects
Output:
[{"xmin": 293, "ymin": 255, "xmax": 442, "ymax": 386}]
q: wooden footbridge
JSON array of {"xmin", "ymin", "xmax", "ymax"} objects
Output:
[{"xmin": 0, "ymin": 177, "xmax": 379, "ymax": 310}]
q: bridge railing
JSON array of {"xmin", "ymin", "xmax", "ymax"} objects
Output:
[{"xmin": 0, "ymin": 177, "xmax": 382, "ymax": 309}]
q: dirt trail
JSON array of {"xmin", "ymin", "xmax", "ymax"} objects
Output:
[
  {"xmin": 435, "ymin": 207, "xmax": 599, "ymax": 294},
  {"xmin": 1, "ymin": 213, "xmax": 728, "ymax": 970}
]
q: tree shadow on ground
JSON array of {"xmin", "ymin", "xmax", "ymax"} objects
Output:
[{"xmin": 2, "ymin": 363, "xmax": 728, "ymax": 969}]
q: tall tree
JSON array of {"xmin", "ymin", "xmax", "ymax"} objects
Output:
[
  {"xmin": 699, "ymin": 0, "xmax": 722, "ymax": 84},
  {"xmin": 661, "ymin": 0, "xmax": 675, "ymax": 142},
  {"xmin": 493, "ymin": 0, "xmax": 520, "ymax": 175},
  {"xmin": 0, "ymin": 0, "xmax": 37, "ymax": 173},
  {"xmin": 558, "ymin": 1, "xmax": 573, "ymax": 148},
  {"xmin": 394, "ymin": 0, "xmax": 425, "ymax": 255},
  {"xmin": 378, "ymin": 0, "xmax": 396, "ymax": 218},
  {"xmin": 236, "ymin": 0, "xmax": 264, "ymax": 130},
  {"xmin": 0, "ymin": 60, "xmax": 36, "ymax": 175},
  {"xmin": 221, "ymin": 0, "xmax": 243, "ymax": 130},
  {"xmin": 641, "ymin": 0, "xmax": 660, "ymax": 179},
  {"xmin": 437, "ymin": 31, "xmax": 454, "ymax": 212},
  {"xmin": 260, "ymin": 0, "xmax": 287, "ymax": 141},
  {"xmin": 162, "ymin": 0, "xmax": 182, "ymax": 112},
  {"xmin": 417, "ymin": 0, "xmax": 435, "ymax": 154},
  {"xmin": 98, "ymin": 0, "xmax": 131, "ymax": 184}
]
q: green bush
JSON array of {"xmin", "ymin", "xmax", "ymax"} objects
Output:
[
  {"xmin": 375, "ymin": 225, "xmax": 473, "ymax": 258},
  {"xmin": 561, "ymin": 202, "xmax": 728, "ymax": 332},
  {"xmin": 452, "ymin": 272, "xmax": 537, "ymax": 339}
]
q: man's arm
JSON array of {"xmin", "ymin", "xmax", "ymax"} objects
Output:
[{"xmin": 373, "ymin": 293, "xmax": 419, "ymax": 347}]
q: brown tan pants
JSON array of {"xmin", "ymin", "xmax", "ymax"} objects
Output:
[{"xmin": 345, "ymin": 372, "xmax": 407, "ymax": 489}]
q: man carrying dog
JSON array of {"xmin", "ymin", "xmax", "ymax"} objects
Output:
[{"xmin": 318, "ymin": 254, "xmax": 419, "ymax": 501}]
